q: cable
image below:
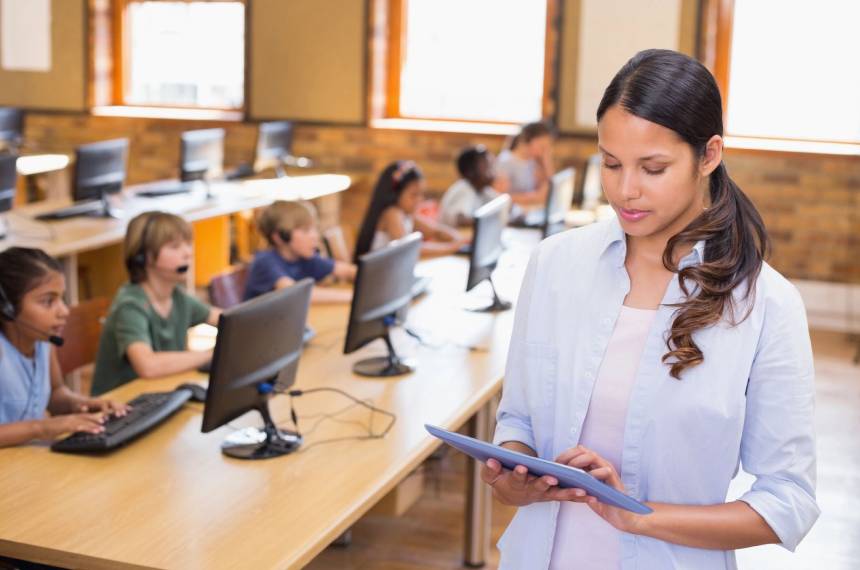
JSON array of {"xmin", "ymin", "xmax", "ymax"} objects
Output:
[
  {"xmin": 403, "ymin": 325, "xmax": 487, "ymax": 353},
  {"xmin": 280, "ymin": 387, "xmax": 397, "ymax": 453}
]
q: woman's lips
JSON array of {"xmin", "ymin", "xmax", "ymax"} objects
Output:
[{"xmin": 618, "ymin": 207, "xmax": 650, "ymax": 222}]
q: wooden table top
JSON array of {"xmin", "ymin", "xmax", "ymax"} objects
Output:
[
  {"xmin": 0, "ymin": 174, "xmax": 351, "ymax": 258},
  {"xmin": 0, "ymin": 231, "xmax": 539, "ymax": 570}
]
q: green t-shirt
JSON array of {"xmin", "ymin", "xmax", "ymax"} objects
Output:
[{"xmin": 91, "ymin": 283, "xmax": 211, "ymax": 395}]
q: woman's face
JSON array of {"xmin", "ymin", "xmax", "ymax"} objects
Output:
[
  {"xmin": 15, "ymin": 272, "xmax": 69, "ymax": 341},
  {"xmin": 597, "ymin": 105, "xmax": 713, "ymax": 242},
  {"xmin": 396, "ymin": 178, "xmax": 425, "ymax": 215}
]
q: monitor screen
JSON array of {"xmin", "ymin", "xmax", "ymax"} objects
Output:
[
  {"xmin": 467, "ymin": 194, "xmax": 511, "ymax": 292},
  {"xmin": 180, "ymin": 128, "xmax": 225, "ymax": 182},
  {"xmin": 73, "ymin": 139, "xmax": 129, "ymax": 202},
  {"xmin": 0, "ymin": 154, "xmax": 17, "ymax": 214}
]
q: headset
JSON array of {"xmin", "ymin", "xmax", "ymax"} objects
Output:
[
  {"xmin": 0, "ymin": 278, "xmax": 64, "ymax": 346},
  {"xmin": 128, "ymin": 212, "xmax": 157, "ymax": 271}
]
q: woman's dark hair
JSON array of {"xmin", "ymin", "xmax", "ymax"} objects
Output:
[
  {"xmin": 596, "ymin": 49, "xmax": 769, "ymax": 379},
  {"xmin": 353, "ymin": 161, "xmax": 423, "ymax": 261},
  {"xmin": 507, "ymin": 121, "xmax": 553, "ymax": 151},
  {"xmin": 0, "ymin": 247, "xmax": 63, "ymax": 318}
]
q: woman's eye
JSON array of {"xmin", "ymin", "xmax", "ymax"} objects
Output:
[
  {"xmin": 603, "ymin": 163, "xmax": 620, "ymax": 170},
  {"xmin": 644, "ymin": 167, "xmax": 666, "ymax": 176}
]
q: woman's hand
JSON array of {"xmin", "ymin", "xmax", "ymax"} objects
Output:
[
  {"xmin": 481, "ymin": 458, "xmax": 578, "ymax": 507},
  {"xmin": 39, "ymin": 413, "xmax": 106, "ymax": 439},
  {"xmin": 549, "ymin": 445, "xmax": 644, "ymax": 534},
  {"xmin": 77, "ymin": 398, "xmax": 130, "ymax": 417}
]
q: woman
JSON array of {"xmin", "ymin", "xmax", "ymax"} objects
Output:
[{"xmin": 483, "ymin": 49, "xmax": 818, "ymax": 569}]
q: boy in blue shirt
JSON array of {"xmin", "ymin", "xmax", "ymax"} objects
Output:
[{"xmin": 244, "ymin": 200, "xmax": 356, "ymax": 303}]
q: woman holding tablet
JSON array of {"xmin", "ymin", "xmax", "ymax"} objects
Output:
[{"xmin": 483, "ymin": 49, "xmax": 819, "ymax": 569}]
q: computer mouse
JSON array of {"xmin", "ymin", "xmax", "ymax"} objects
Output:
[{"xmin": 175, "ymin": 383, "xmax": 207, "ymax": 402}]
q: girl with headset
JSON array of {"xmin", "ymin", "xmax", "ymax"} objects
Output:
[
  {"xmin": 0, "ymin": 247, "xmax": 128, "ymax": 447},
  {"xmin": 90, "ymin": 211, "xmax": 221, "ymax": 396}
]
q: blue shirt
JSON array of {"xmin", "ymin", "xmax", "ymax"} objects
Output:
[
  {"xmin": 243, "ymin": 249, "xmax": 335, "ymax": 301},
  {"xmin": 0, "ymin": 332, "xmax": 51, "ymax": 424},
  {"xmin": 494, "ymin": 217, "xmax": 819, "ymax": 569}
]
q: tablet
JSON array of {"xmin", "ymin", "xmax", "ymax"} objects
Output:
[{"xmin": 425, "ymin": 424, "xmax": 653, "ymax": 515}]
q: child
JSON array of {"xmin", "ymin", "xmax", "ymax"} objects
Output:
[
  {"xmin": 354, "ymin": 161, "xmax": 467, "ymax": 260},
  {"xmin": 496, "ymin": 121, "xmax": 554, "ymax": 208},
  {"xmin": 0, "ymin": 247, "xmax": 128, "ymax": 447},
  {"xmin": 438, "ymin": 145, "xmax": 508, "ymax": 227},
  {"xmin": 243, "ymin": 200, "xmax": 356, "ymax": 303},
  {"xmin": 91, "ymin": 211, "xmax": 221, "ymax": 395}
]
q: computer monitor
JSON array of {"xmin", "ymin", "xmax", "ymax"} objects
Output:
[
  {"xmin": 541, "ymin": 167, "xmax": 576, "ymax": 238},
  {"xmin": 180, "ymin": 128, "xmax": 224, "ymax": 183},
  {"xmin": 0, "ymin": 108, "xmax": 23, "ymax": 152},
  {"xmin": 466, "ymin": 194, "xmax": 512, "ymax": 312},
  {"xmin": 0, "ymin": 154, "xmax": 16, "ymax": 239},
  {"xmin": 344, "ymin": 232, "xmax": 422, "ymax": 377},
  {"xmin": 201, "ymin": 278, "xmax": 313, "ymax": 460},
  {"xmin": 581, "ymin": 154, "xmax": 603, "ymax": 210},
  {"xmin": 74, "ymin": 138, "xmax": 129, "ymax": 217}
]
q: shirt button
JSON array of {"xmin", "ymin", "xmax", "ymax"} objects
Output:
[{"xmin": 569, "ymin": 427, "xmax": 577, "ymax": 436}]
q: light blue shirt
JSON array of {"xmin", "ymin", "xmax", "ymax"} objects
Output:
[
  {"xmin": 493, "ymin": 217, "xmax": 819, "ymax": 569},
  {"xmin": 0, "ymin": 332, "xmax": 51, "ymax": 424}
]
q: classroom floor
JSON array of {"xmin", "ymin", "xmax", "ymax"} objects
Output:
[{"xmin": 307, "ymin": 329, "xmax": 859, "ymax": 570}]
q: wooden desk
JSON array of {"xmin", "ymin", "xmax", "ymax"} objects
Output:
[
  {"xmin": 0, "ymin": 174, "xmax": 351, "ymax": 302},
  {"xmin": 0, "ymin": 232, "xmax": 538, "ymax": 570}
]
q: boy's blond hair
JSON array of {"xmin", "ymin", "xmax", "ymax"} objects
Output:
[
  {"xmin": 257, "ymin": 200, "xmax": 318, "ymax": 246},
  {"xmin": 124, "ymin": 211, "xmax": 193, "ymax": 283}
]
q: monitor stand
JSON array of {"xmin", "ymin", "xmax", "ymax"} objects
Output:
[
  {"xmin": 97, "ymin": 190, "xmax": 123, "ymax": 219},
  {"xmin": 353, "ymin": 331, "xmax": 415, "ymax": 377},
  {"xmin": 467, "ymin": 275, "xmax": 512, "ymax": 313},
  {"xmin": 221, "ymin": 399, "xmax": 302, "ymax": 459}
]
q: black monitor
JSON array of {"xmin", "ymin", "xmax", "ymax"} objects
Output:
[
  {"xmin": 180, "ymin": 128, "xmax": 224, "ymax": 182},
  {"xmin": 0, "ymin": 154, "xmax": 16, "ymax": 239},
  {"xmin": 255, "ymin": 121, "xmax": 311, "ymax": 177},
  {"xmin": 344, "ymin": 232, "xmax": 422, "ymax": 377},
  {"xmin": 0, "ymin": 108, "xmax": 23, "ymax": 152},
  {"xmin": 201, "ymin": 278, "xmax": 313, "ymax": 460},
  {"xmin": 466, "ymin": 194, "xmax": 512, "ymax": 312},
  {"xmin": 74, "ymin": 138, "xmax": 129, "ymax": 217},
  {"xmin": 541, "ymin": 167, "xmax": 576, "ymax": 238}
]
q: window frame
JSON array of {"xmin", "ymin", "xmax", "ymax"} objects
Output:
[
  {"xmin": 379, "ymin": 0, "xmax": 560, "ymax": 127},
  {"xmin": 111, "ymin": 0, "xmax": 247, "ymax": 112},
  {"xmin": 705, "ymin": 0, "xmax": 860, "ymax": 149}
]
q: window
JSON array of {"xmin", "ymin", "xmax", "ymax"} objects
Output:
[
  {"xmin": 117, "ymin": 1, "xmax": 245, "ymax": 110},
  {"xmin": 725, "ymin": 0, "xmax": 860, "ymax": 144},
  {"xmin": 390, "ymin": 0, "xmax": 548, "ymax": 124}
]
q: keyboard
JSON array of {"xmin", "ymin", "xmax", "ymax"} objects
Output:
[
  {"xmin": 411, "ymin": 275, "xmax": 432, "ymax": 298},
  {"xmin": 51, "ymin": 390, "xmax": 191, "ymax": 453},
  {"xmin": 35, "ymin": 200, "xmax": 103, "ymax": 221},
  {"xmin": 135, "ymin": 181, "xmax": 194, "ymax": 198}
]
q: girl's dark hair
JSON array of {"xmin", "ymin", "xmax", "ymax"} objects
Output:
[
  {"xmin": 596, "ymin": 49, "xmax": 770, "ymax": 379},
  {"xmin": 353, "ymin": 161, "xmax": 423, "ymax": 261},
  {"xmin": 0, "ymin": 247, "xmax": 63, "ymax": 318},
  {"xmin": 507, "ymin": 121, "xmax": 553, "ymax": 151}
]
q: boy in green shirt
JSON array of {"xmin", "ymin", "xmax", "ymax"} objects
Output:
[{"xmin": 91, "ymin": 212, "xmax": 221, "ymax": 395}]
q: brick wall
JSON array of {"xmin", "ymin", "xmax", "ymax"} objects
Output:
[{"xmin": 23, "ymin": 112, "xmax": 860, "ymax": 284}]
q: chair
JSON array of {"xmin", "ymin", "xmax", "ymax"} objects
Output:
[
  {"xmin": 208, "ymin": 265, "xmax": 249, "ymax": 310},
  {"xmin": 56, "ymin": 297, "xmax": 111, "ymax": 389}
]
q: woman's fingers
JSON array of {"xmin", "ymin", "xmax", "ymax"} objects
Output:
[{"xmin": 554, "ymin": 445, "xmax": 589, "ymax": 465}]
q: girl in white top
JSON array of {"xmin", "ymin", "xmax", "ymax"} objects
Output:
[
  {"xmin": 354, "ymin": 161, "xmax": 466, "ymax": 260},
  {"xmin": 482, "ymin": 49, "xmax": 818, "ymax": 569}
]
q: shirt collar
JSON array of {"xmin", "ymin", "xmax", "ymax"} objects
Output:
[{"xmin": 600, "ymin": 215, "xmax": 706, "ymax": 269}]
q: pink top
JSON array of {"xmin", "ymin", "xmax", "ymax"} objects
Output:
[{"xmin": 549, "ymin": 305, "xmax": 657, "ymax": 570}]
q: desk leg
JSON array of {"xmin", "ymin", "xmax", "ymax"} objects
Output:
[
  {"xmin": 464, "ymin": 398, "xmax": 496, "ymax": 567},
  {"xmin": 62, "ymin": 254, "xmax": 79, "ymax": 305}
]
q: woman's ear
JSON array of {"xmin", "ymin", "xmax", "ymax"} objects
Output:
[{"xmin": 700, "ymin": 134, "xmax": 723, "ymax": 178}]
